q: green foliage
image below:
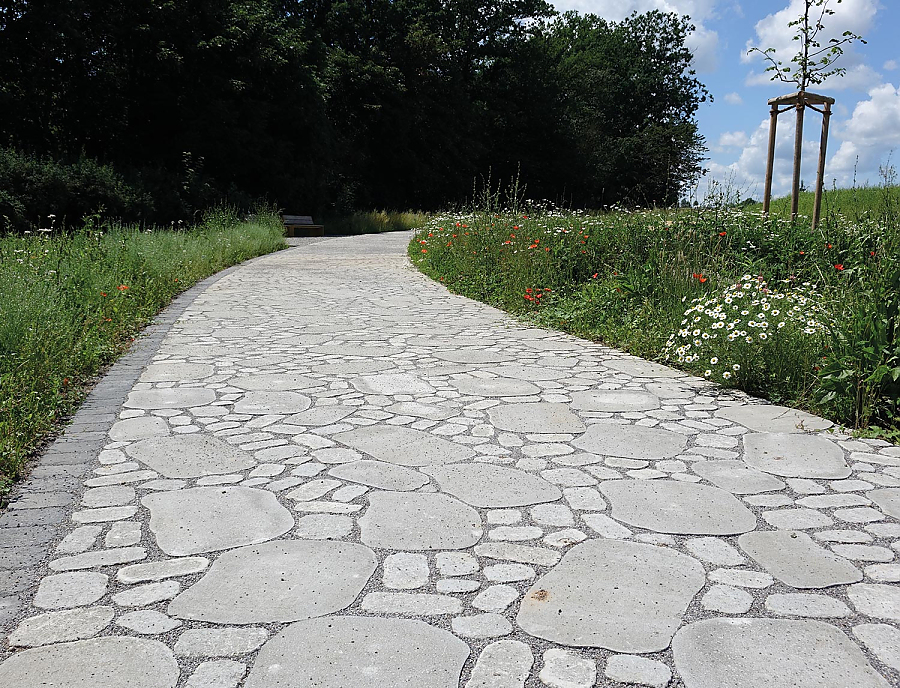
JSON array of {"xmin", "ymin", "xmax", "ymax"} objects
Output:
[
  {"xmin": 323, "ymin": 211, "xmax": 428, "ymax": 235},
  {"xmin": 410, "ymin": 181, "xmax": 900, "ymax": 436},
  {"xmin": 0, "ymin": 210, "xmax": 286, "ymax": 498},
  {"xmin": 0, "ymin": 147, "xmax": 153, "ymax": 232}
]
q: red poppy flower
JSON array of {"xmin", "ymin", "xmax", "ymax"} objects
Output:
[{"xmin": 834, "ymin": 264, "xmax": 844, "ymax": 271}]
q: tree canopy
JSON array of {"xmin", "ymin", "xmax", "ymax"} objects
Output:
[{"xmin": 0, "ymin": 0, "xmax": 710, "ymax": 227}]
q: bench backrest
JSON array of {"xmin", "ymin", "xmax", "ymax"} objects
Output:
[{"xmin": 282, "ymin": 215, "xmax": 314, "ymax": 225}]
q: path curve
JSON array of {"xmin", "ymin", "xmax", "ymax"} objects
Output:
[{"xmin": 2, "ymin": 232, "xmax": 899, "ymax": 687}]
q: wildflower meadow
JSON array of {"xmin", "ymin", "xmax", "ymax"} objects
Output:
[{"xmin": 410, "ymin": 184, "xmax": 900, "ymax": 440}]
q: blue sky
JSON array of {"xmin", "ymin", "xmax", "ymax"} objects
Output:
[{"xmin": 549, "ymin": 0, "xmax": 900, "ymax": 200}]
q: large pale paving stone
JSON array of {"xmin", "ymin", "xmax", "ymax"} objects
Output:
[
  {"xmin": 141, "ymin": 363, "xmax": 214, "ymax": 382},
  {"xmin": 569, "ymin": 390, "xmax": 660, "ymax": 412},
  {"xmin": 572, "ymin": 424, "xmax": 687, "ymax": 460},
  {"xmin": 233, "ymin": 391, "xmax": 312, "ymax": 415},
  {"xmin": 422, "ymin": 463, "xmax": 561, "ymax": 507},
  {"xmin": 360, "ymin": 491, "xmax": 482, "ymax": 550},
  {"xmin": 489, "ymin": 364, "xmax": 569, "ymax": 381},
  {"xmin": 328, "ymin": 460, "xmax": 429, "ymax": 491},
  {"xmin": 868, "ymin": 488, "xmax": 900, "ymax": 519},
  {"xmin": 33, "ymin": 572, "xmax": 108, "ymax": 609},
  {"xmin": 125, "ymin": 388, "xmax": 217, "ymax": 409},
  {"xmin": 487, "ymin": 403, "xmax": 586, "ymax": 434},
  {"xmin": 333, "ymin": 425, "xmax": 475, "ymax": 466},
  {"xmin": 738, "ymin": 531, "xmax": 862, "ymax": 589},
  {"xmin": 692, "ymin": 460, "xmax": 786, "ymax": 494},
  {"xmin": 465, "ymin": 640, "xmax": 534, "ymax": 688},
  {"xmin": 126, "ymin": 434, "xmax": 255, "ymax": 478},
  {"xmin": 142, "ymin": 487, "xmax": 294, "ymax": 555},
  {"xmin": 244, "ymin": 617, "xmax": 470, "ymax": 688},
  {"xmin": 229, "ymin": 373, "xmax": 319, "ymax": 391},
  {"xmin": 286, "ymin": 406, "xmax": 355, "ymax": 426},
  {"xmin": 434, "ymin": 350, "xmax": 513, "ymax": 364},
  {"xmin": 716, "ymin": 404, "xmax": 832, "ymax": 433},
  {"xmin": 168, "ymin": 540, "xmax": 376, "ymax": 623},
  {"xmin": 517, "ymin": 539, "xmax": 705, "ymax": 652},
  {"xmin": 599, "ymin": 480, "xmax": 757, "ymax": 535},
  {"xmin": 352, "ymin": 373, "xmax": 435, "ymax": 395},
  {"xmin": 848, "ymin": 583, "xmax": 900, "ymax": 620},
  {"xmin": 606, "ymin": 359, "xmax": 683, "ymax": 378},
  {"xmin": 672, "ymin": 618, "xmax": 890, "ymax": 688},
  {"xmin": 450, "ymin": 377, "xmax": 541, "ymax": 397},
  {"xmin": 9, "ymin": 607, "xmax": 114, "ymax": 647},
  {"xmin": 743, "ymin": 433, "xmax": 850, "ymax": 479},
  {"xmin": 109, "ymin": 417, "xmax": 170, "ymax": 442},
  {"xmin": 853, "ymin": 624, "xmax": 900, "ymax": 671},
  {"xmin": 0, "ymin": 637, "xmax": 179, "ymax": 687}
]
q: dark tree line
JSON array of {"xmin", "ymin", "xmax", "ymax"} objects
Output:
[{"xmin": 0, "ymin": 0, "xmax": 709, "ymax": 228}]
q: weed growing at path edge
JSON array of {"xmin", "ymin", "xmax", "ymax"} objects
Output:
[
  {"xmin": 410, "ymin": 190, "xmax": 900, "ymax": 439},
  {"xmin": 0, "ymin": 208, "xmax": 286, "ymax": 499}
]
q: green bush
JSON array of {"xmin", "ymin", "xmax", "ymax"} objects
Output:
[{"xmin": 0, "ymin": 147, "xmax": 154, "ymax": 232}]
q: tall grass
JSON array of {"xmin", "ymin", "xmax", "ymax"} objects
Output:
[
  {"xmin": 323, "ymin": 210, "xmax": 428, "ymax": 235},
  {"xmin": 0, "ymin": 208, "xmax": 286, "ymax": 497},
  {"xmin": 410, "ymin": 184, "xmax": 900, "ymax": 439}
]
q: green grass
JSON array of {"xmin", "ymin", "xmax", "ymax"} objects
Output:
[
  {"xmin": 323, "ymin": 211, "xmax": 429, "ymax": 235},
  {"xmin": 0, "ymin": 208, "xmax": 287, "ymax": 499},
  {"xmin": 410, "ymin": 187, "xmax": 900, "ymax": 440},
  {"xmin": 749, "ymin": 184, "xmax": 900, "ymax": 222}
]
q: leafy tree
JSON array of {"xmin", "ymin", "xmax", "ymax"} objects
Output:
[{"xmin": 747, "ymin": 0, "xmax": 866, "ymax": 91}]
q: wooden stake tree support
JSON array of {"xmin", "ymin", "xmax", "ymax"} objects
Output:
[{"xmin": 762, "ymin": 90, "xmax": 834, "ymax": 229}]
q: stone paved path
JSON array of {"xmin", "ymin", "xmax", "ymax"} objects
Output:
[{"xmin": 2, "ymin": 232, "xmax": 900, "ymax": 687}]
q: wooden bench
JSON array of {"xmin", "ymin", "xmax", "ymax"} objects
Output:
[{"xmin": 282, "ymin": 215, "xmax": 325, "ymax": 237}]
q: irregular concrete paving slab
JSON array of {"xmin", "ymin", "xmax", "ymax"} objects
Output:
[
  {"xmin": 738, "ymin": 531, "xmax": 862, "ymax": 589},
  {"xmin": 328, "ymin": 460, "xmax": 429, "ymax": 490},
  {"xmin": 517, "ymin": 539, "xmax": 705, "ymax": 652},
  {"xmin": 168, "ymin": 540, "xmax": 376, "ymax": 623},
  {"xmin": 142, "ymin": 487, "xmax": 294, "ymax": 555},
  {"xmin": 573, "ymin": 424, "xmax": 687, "ymax": 460},
  {"xmin": 228, "ymin": 372, "xmax": 319, "ymax": 391},
  {"xmin": 422, "ymin": 463, "xmax": 562, "ymax": 507},
  {"xmin": 360, "ymin": 491, "xmax": 483, "ymax": 550},
  {"xmin": 141, "ymin": 363, "xmax": 214, "ymax": 382},
  {"xmin": 465, "ymin": 639, "xmax": 534, "ymax": 688},
  {"xmin": 569, "ymin": 389, "xmax": 660, "ymax": 412},
  {"xmin": 286, "ymin": 406, "xmax": 356, "ymax": 426},
  {"xmin": 848, "ymin": 583, "xmax": 900, "ymax": 620},
  {"xmin": 352, "ymin": 373, "xmax": 435, "ymax": 395},
  {"xmin": 867, "ymin": 488, "xmax": 900, "ymax": 519},
  {"xmin": 126, "ymin": 434, "xmax": 255, "ymax": 478},
  {"xmin": 599, "ymin": 480, "xmax": 757, "ymax": 535},
  {"xmin": 450, "ymin": 377, "xmax": 541, "ymax": 397},
  {"xmin": 125, "ymin": 388, "xmax": 217, "ymax": 409},
  {"xmin": 672, "ymin": 618, "xmax": 890, "ymax": 688},
  {"xmin": 743, "ymin": 433, "xmax": 850, "ymax": 479},
  {"xmin": 0, "ymin": 636, "xmax": 179, "ymax": 687},
  {"xmin": 692, "ymin": 460, "xmax": 786, "ymax": 494},
  {"xmin": 716, "ymin": 404, "xmax": 833, "ymax": 432},
  {"xmin": 244, "ymin": 616, "xmax": 470, "ymax": 688},
  {"xmin": 232, "ymin": 390, "xmax": 311, "ymax": 415},
  {"xmin": 333, "ymin": 425, "xmax": 475, "ymax": 466},
  {"xmin": 606, "ymin": 359, "xmax": 684, "ymax": 378},
  {"xmin": 8, "ymin": 606, "xmax": 114, "ymax": 646},
  {"xmin": 853, "ymin": 624, "xmax": 900, "ymax": 671},
  {"xmin": 109, "ymin": 416, "xmax": 170, "ymax": 442},
  {"xmin": 487, "ymin": 403, "xmax": 586, "ymax": 434}
]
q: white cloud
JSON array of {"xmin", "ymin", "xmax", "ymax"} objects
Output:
[
  {"xmin": 828, "ymin": 83, "xmax": 900, "ymax": 184},
  {"xmin": 704, "ymin": 112, "xmax": 835, "ymax": 200},
  {"xmin": 550, "ymin": 0, "xmax": 720, "ymax": 72},
  {"xmin": 718, "ymin": 131, "xmax": 749, "ymax": 148},
  {"xmin": 742, "ymin": 0, "xmax": 879, "ymax": 92},
  {"xmin": 724, "ymin": 92, "xmax": 744, "ymax": 105},
  {"xmin": 885, "ymin": 60, "xmax": 898, "ymax": 71}
]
